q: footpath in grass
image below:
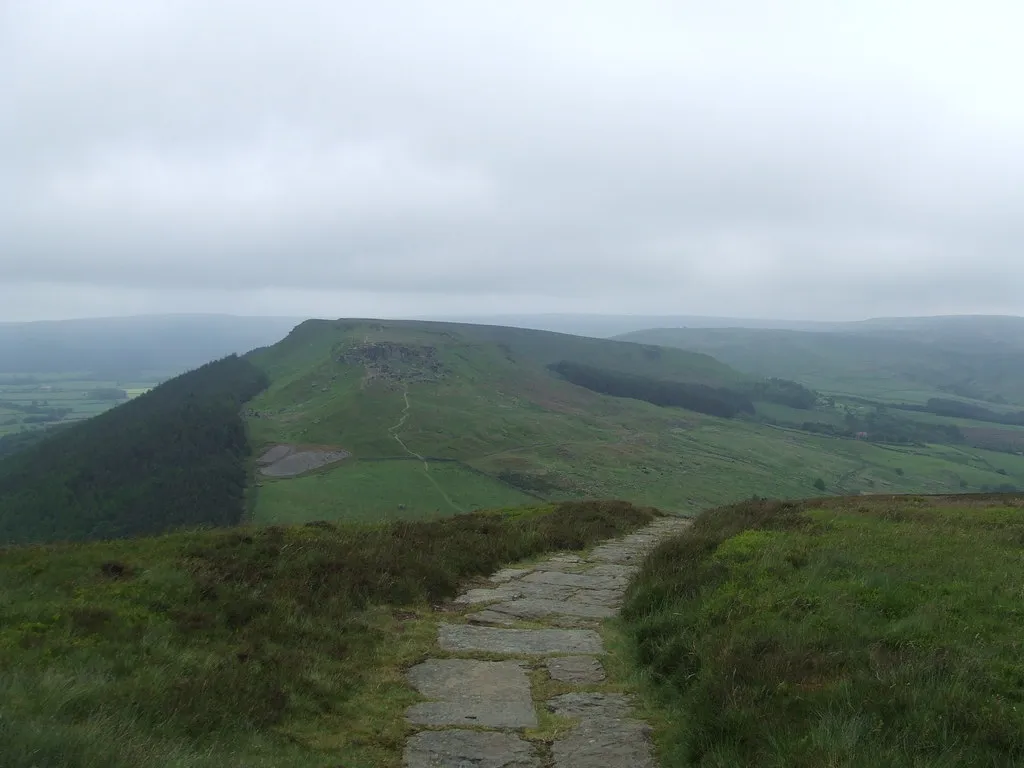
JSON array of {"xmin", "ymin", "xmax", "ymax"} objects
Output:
[
  {"xmin": 0, "ymin": 500, "xmax": 654, "ymax": 768},
  {"xmin": 401, "ymin": 514, "xmax": 690, "ymax": 767},
  {"xmin": 623, "ymin": 494, "xmax": 1024, "ymax": 767}
]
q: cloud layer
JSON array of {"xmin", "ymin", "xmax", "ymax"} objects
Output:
[{"xmin": 3, "ymin": 0, "xmax": 1023, "ymax": 320}]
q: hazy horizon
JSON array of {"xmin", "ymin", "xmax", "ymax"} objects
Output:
[{"xmin": 3, "ymin": 310, "xmax": 1022, "ymax": 326}]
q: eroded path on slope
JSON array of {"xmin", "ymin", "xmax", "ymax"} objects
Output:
[
  {"xmin": 402, "ymin": 516, "xmax": 691, "ymax": 767},
  {"xmin": 388, "ymin": 384, "xmax": 463, "ymax": 513}
]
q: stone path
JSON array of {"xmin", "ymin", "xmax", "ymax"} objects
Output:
[{"xmin": 403, "ymin": 516, "xmax": 691, "ymax": 767}]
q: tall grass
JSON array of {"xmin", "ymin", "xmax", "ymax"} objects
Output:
[
  {"xmin": 622, "ymin": 494, "xmax": 1024, "ymax": 767},
  {"xmin": 0, "ymin": 500, "xmax": 656, "ymax": 767}
]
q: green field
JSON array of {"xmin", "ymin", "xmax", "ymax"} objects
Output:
[
  {"xmin": 0, "ymin": 374, "xmax": 155, "ymax": 436},
  {"xmin": 624, "ymin": 494, "xmax": 1024, "ymax": 766},
  {"xmin": 253, "ymin": 459, "xmax": 538, "ymax": 524}
]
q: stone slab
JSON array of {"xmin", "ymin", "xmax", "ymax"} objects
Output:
[
  {"xmin": 406, "ymin": 659, "xmax": 536, "ymax": 728},
  {"xmin": 545, "ymin": 655, "xmax": 606, "ymax": 684},
  {"xmin": 548, "ymin": 692, "xmax": 633, "ymax": 719},
  {"xmin": 490, "ymin": 568, "xmax": 531, "ymax": 583},
  {"xmin": 404, "ymin": 729, "xmax": 541, "ymax": 768},
  {"xmin": 585, "ymin": 564, "xmax": 639, "ymax": 579},
  {"xmin": 487, "ymin": 597, "xmax": 616, "ymax": 620},
  {"xmin": 551, "ymin": 717, "xmax": 655, "ymax": 768},
  {"xmin": 587, "ymin": 545, "xmax": 649, "ymax": 564},
  {"xmin": 465, "ymin": 609, "xmax": 518, "ymax": 626},
  {"xmin": 439, "ymin": 624, "xmax": 604, "ymax": 655},
  {"xmin": 570, "ymin": 588, "xmax": 622, "ymax": 607},
  {"xmin": 406, "ymin": 700, "xmax": 536, "ymax": 729},
  {"xmin": 530, "ymin": 555, "xmax": 586, "ymax": 572},
  {"xmin": 514, "ymin": 582, "xmax": 578, "ymax": 601},
  {"xmin": 453, "ymin": 584, "xmax": 525, "ymax": 605},
  {"xmin": 521, "ymin": 570, "xmax": 627, "ymax": 590}
]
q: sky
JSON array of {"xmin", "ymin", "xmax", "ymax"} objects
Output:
[{"xmin": 3, "ymin": 0, "xmax": 1023, "ymax": 322}]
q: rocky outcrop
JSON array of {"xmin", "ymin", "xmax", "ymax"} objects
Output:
[{"xmin": 338, "ymin": 342, "xmax": 449, "ymax": 385}]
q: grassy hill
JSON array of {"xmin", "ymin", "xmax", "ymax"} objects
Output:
[
  {"xmin": 624, "ymin": 493, "xmax": 1024, "ymax": 766},
  {"xmin": 245, "ymin": 319, "xmax": 1024, "ymax": 526},
  {"xmin": 6, "ymin": 315, "xmax": 1024, "ymax": 546},
  {"xmin": 617, "ymin": 323, "xmax": 1024, "ymax": 406},
  {"xmin": 0, "ymin": 499, "xmax": 654, "ymax": 768}
]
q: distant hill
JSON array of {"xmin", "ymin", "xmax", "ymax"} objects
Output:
[
  {"xmin": 424, "ymin": 313, "xmax": 1024, "ymax": 340},
  {"xmin": 618, "ymin": 321, "xmax": 1024, "ymax": 406},
  {"xmin": 423, "ymin": 314, "xmax": 842, "ymax": 337},
  {"xmin": 0, "ymin": 314, "xmax": 304, "ymax": 378}
]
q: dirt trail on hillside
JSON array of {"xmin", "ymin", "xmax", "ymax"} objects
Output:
[{"xmin": 388, "ymin": 385, "xmax": 463, "ymax": 513}]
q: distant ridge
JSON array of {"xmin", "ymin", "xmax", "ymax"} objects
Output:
[{"xmin": 417, "ymin": 313, "xmax": 1024, "ymax": 339}]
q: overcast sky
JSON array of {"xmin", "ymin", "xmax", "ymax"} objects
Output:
[{"xmin": 3, "ymin": 1, "xmax": 1023, "ymax": 322}]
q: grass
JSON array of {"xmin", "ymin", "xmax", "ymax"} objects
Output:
[
  {"xmin": 622, "ymin": 494, "xmax": 1024, "ymax": 766},
  {"xmin": 0, "ymin": 499, "xmax": 655, "ymax": 768},
  {"xmin": 253, "ymin": 458, "xmax": 539, "ymax": 524},
  {"xmin": 241, "ymin": 320, "xmax": 1024, "ymax": 522}
]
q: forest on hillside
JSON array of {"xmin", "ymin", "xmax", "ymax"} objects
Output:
[
  {"xmin": 549, "ymin": 360, "xmax": 756, "ymax": 417},
  {"xmin": 0, "ymin": 355, "xmax": 269, "ymax": 545},
  {"xmin": 893, "ymin": 398, "xmax": 1024, "ymax": 426}
]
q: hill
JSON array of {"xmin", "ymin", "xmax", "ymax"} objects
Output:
[
  {"xmin": 624, "ymin": 493, "xmax": 1024, "ymax": 765},
  {"xmin": 6, "ymin": 316, "xmax": 1024, "ymax": 545},
  {"xmin": 618, "ymin": 322, "xmax": 1024, "ymax": 405},
  {"xmin": 425, "ymin": 312, "xmax": 1024, "ymax": 339},
  {"xmin": 245, "ymin": 319, "xmax": 1024, "ymax": 527}
]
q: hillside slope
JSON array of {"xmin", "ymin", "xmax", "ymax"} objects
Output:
[
  {"xmin": 618, "ymin": 325, "xmax": 1024, "ymax": 405},
  {"xmin": 625, "ymin": 494, "xmax": 1024, "ymax": 765},
  {"xmin": 245, "ymin": 320, "xmax": 1024, "ymax": 524},
  {"xmin": 0, "ymin": 356, "xmax": 268, "ymax": 545},
  {"xmin": 0, "ymin": 500, "xmax": 653, "ymax": 768}
]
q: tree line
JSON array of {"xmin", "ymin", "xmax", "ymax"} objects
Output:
[
  {"xmin": 549, "ymin": 360, "xmax": 756, "ymax": 418},
  {"xmin": 799, "ymin": 410, "xmax": 964, "ymax": 445},
  {"xmin": 0, "ymin": 355, "xmax": 269, "ymax": 545},
  {"xmin": 893, "ymin": 398, "xmax": 1024, "ymax": 427},
  {"xmin": 741, "ymin": 377, "xmax": 818, "ymax": 409}
]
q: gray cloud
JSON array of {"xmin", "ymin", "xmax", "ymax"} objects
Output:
[{"xmin": 3, "ymin": 0, "xmax": 1023, "ymax": 321}]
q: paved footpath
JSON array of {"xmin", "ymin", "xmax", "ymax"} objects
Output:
[{"xmin": 403, "ymin": 516, "xmax": 692, "ymax": 767}]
